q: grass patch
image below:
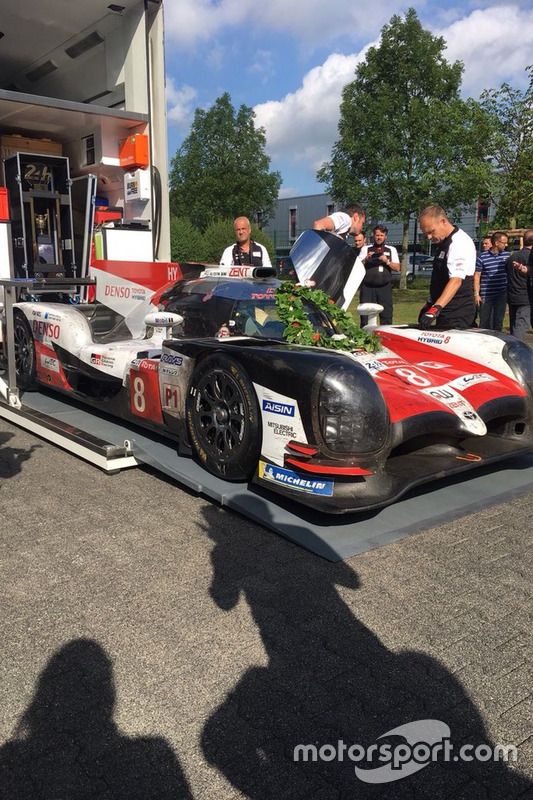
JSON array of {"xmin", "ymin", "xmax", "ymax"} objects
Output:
[
  {"xmin": 348, "ymin": 283, "xmax": 430, "ymax": 326},
  {"xmin": 348, "ymin": 282, "xmax": 513, "ymax": 331}
]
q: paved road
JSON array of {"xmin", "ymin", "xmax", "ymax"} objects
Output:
[{"xmin": 0, "ymin": 418, "xmax": 532, "ymax": 799}]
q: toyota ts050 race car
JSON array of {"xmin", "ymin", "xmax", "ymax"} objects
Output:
[{"xmin": 4, "ymin": 233, "xmax": 533, "ymax": 513}]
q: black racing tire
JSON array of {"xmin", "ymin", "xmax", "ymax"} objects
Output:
[
  {"xmin": 186, "ymin": 354, "xmax": 261, "ymax": 481},
  {"xmin": 13, "ymin": 310, "xmax": 37, "ymax": 391}
]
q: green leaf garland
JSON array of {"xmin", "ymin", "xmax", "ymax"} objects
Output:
[{"xmin": 274, "ymin": 282, "xmax": 382, "ymax": 353}]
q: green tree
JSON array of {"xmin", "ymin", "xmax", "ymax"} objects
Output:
[
  {"xmin": 169, "ymin": 216, "xmax": 208, "ymax": 262},
  {"xmin": 169, "ymin": 93, "xmax": 282, "ymax": 230},
  {"xmin": 202, "ymin": 218, "xmax": 275, "ymax": 263},
  {"xmin": 317, "ymin": 8, "xmax": 493, "ymax": 287},
  {"xmin": 480, "ymin": 66, "xmax": 533, "ymax": 229}
]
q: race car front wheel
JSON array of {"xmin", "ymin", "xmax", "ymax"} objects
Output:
[
  {"xmin": 13, "ymin": 310, "xmax": 37, "ymax": 391},
  {"xmin": 186, "ymin": 354, "xmax": 261, "ymax": 481}
]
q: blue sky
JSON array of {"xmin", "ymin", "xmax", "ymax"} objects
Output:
[{"xmin": 163, "ymin": 1, "xmax": 533, "ymax": 199}]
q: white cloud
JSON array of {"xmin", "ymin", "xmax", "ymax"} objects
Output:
[
  {"xmin": 163, "ymin": 0, "xmax": 252, "ymax": 49},
  {"xmin": 254, "ymin": 51, "xmax": 366, "ymax": 177},
  {"xmin": 248, "ymin": 50, "xmax": 275, "ymax": 84},
  {"xmin": 166, "ymin": 77, "xmax": 197, "ymax": 130},
  {"xmin": 251, "ymin": 5, "xmax": 532, "ymax": 192},
  {"xmin": 438, "ymin": 5, "xmax": 533, "ymax": 97},
  {"xmin": 279, "ymin": 186, "xmax": 301, "ymax": 198},
  {"xmin": 205, "ymin": 41, "xmax": 227, "ymax": 72},
  {"xmin": 163, "ymin": 0, "xmax": 399, "ymax": 50},
  {"xmin": 164, "ymin": 2, "xmax": 533, "ymax": 193}
]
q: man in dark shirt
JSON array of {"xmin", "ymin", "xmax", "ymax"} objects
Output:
[
  {"xmin": 357, "ymin": 225, "xmax": 401, "ymax": 325},
  {"xmin": 507, "ymin": 229, "xmax": 533, "ymax": 340}
]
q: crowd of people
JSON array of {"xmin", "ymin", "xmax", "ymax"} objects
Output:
[
  {"xmin": 219, "ymin": 209, "xmax": 533, "ymax": 339},
  {"xmin": 311, "ymin": 204, "xmax": 533, "ymax": 336}
]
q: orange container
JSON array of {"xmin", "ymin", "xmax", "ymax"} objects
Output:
[
  {"xmin": 94, "ymin": 206, "xmax": 123, "ymax": 224},
  {"xmin": 0, "ymin": 187, "xmax": 9, "ymax": 220},
  {"xmin": 118, "ymin": 134, "xmax": 149, "ymax": 169}
]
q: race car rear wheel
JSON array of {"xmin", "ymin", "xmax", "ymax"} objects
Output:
[
  {"xmin": 186, "ymin": 354, "xmax": 261, "ymax": 481},
  {"xmin": 13, "ymin": 310, "xmax": 37, "ymax": 390}
]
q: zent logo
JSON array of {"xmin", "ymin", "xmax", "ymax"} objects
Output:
[
  {"xmin": 262, "ymin": 400, "xmax": 295, "ymax": 417},
  {"xmin": 229, "ymin": 267, "xmax": 250, "ymax": 278}
]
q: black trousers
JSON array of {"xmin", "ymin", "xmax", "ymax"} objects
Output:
[
  {"xmin": 359, "ymin": 282, "xmax": 393, "ymax": 325},
  {"xmin": 434, "ymin": 302, "xmax": 477, "ymax": 330}
]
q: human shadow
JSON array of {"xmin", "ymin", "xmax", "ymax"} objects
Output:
[
  {"xmin": 0, "ymin": 638, "xmax": 193, "ymax": 799},
  {"xmin": 200, "ymin": 503, "xmax": 532, "ymax": 799},
  {"xmin": 0, "ymin": 430, "xmax": 40, "ymax": 485}
]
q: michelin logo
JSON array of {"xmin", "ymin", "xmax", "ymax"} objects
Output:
[
  {"xmin": 262, "ymin": 399, "xmax": 295, "ymax": 417},
  {"xmin": 260, "ymin": 462, "xmax": 333, "ymax": 496}
]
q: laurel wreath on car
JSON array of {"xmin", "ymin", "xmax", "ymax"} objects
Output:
[{"xmin": 274, "ymin": 281, "xmax": 382, "ymax": 352}]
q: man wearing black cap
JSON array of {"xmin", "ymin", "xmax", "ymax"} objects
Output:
[{"xmin": 358, "ymin": 225, "xmax": 401, "ymax": 325}]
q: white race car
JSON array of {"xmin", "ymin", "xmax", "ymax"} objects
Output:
[{"xmin": 3, "ymin": 242, "xmax": 533, "ymax": 513}]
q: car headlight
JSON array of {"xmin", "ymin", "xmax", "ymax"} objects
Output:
[
  {"xmin": 317, "ymin": 362, "xmax": 389, "ymax": 454},
  {"xmin": 503, "ymin": 340, "xmax": 533, "ymax": 393}
]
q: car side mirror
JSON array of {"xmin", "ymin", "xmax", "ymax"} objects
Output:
[
  {"xmin": 357, "ymin": 302, "xmax": 384, "ymax": 329},
  {"xmin": 144, "ymin": 311, "xmax": 184, "ymax": 339}
]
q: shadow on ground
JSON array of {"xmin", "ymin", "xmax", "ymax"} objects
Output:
[
  {"xmin": 0, "ymin": 639, "xmax": 193, "ymax": 799},
  {"xmin": 200, "ymin": 502, "xmax": 532, "ymax": 799},
  {"xmin": 0, "ymin": 430, "xmax": 40, "ymax": 485}
]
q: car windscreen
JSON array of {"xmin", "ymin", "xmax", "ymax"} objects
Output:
[
  {"xmin": 165, "ymin": 285, "xmax": 337, "ymax": 341},
  {"xmin": 230, "ymin": 295, "xmax": 337, "ymax": 340}
]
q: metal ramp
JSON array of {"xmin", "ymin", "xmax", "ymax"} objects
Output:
[
  {"xmin": 2, "ymin": 388, "xmax": 533, "ymax": 561},
  {"xmin": 0, "ymin": 391, "xmax": 138, "ymax": 473}
]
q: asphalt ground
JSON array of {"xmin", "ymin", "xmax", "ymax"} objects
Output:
[{"xmin": 0, "ymin": 417, "xmax": 532, "ymax": 799}]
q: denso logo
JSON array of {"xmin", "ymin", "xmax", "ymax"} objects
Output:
[
  {"xmin": 161, "ymin": 353, "xmax": 183, "ymax": 366},
  {"xmin": 104, "ymin": 285, "xmax": 130, "ymax": 298},
  {"xmin": 262, "ymin": 399, "xmax": 295, "ymax": 417},
  {"xmin": 32, "ymin": 320, "xmax": 60, "ymax": 339}
]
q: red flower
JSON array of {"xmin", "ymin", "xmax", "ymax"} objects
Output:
[
  {"xmin": 312, "ymin": 333, "xmax": 320, "ymax": 341},
  {"xmin": 292, "ymin": 322, "xmax": 300, "ymax": 327},
  {"xmin": 328, "ymin": 299, "xmax": 335, "ymax": 305}
]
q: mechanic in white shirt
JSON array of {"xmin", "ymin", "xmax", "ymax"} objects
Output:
[
  {"xmin": 312, "ymin": 203, "xmax": 366, "ymax": 240},
  {"xmin": 418, "ymin": 205, "xmax": 477, "ymax": 330}
]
